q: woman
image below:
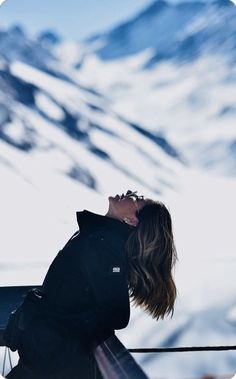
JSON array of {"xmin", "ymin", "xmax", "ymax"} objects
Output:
[{"xmin": 5, "ymin": 189, "xmax": 177, "ymax": 379}]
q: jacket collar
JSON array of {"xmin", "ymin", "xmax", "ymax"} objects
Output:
[{"xmin": 76, "ymin": 210, "xmax": 135, "ymax": 241}]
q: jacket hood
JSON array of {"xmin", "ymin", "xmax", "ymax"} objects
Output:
[{"xmin": 76, "ymin": 210, "xmax": 135, "ymax": 241}]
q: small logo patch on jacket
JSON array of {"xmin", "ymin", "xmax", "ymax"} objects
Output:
[
  {"xmin": 108, "ymin": 266, "xmax": 122, "ymax": 275},
  {"xmin": 113, "ymin": 267, "xmax": 120, "ymax": 273}
]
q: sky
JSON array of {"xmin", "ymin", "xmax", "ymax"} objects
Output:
[{"xmin": 0, "ymin": 0, "xmax": 151, "ymax": 41}]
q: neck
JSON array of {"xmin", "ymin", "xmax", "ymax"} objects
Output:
[{"xmin": 104, "ymin": 210, "xmax": 121, "ymax": 221}]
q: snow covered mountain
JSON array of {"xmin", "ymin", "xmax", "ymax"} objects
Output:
[
  {"xmin": 0, "ymin": 18, "xmax": 185, "ymax": 268},
  {"xmin": 75, "ymin": 0, "xmax": 236, "ymax": 176},
  {"xmin": 85, "ymin": 0, "xmax": 236, "ymax": 64},
  {"xmin": 1, "ymin": 0, "xmax": 236, "ymax": 377}
]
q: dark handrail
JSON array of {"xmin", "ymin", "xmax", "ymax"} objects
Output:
[
  {"xmin": 0, "ymin": 285, "xmax": 149, "ymax": 378},
  {"xmin": 1, "ymin": 286, "xmax": 236, "ymax": 378},
  {"xmin": 92, "ymin": 335, "xmax": 149, "ymax": 379},
  {"xmin": 128, "ymin": 346, "xmax": 236, "ymax": 353}
]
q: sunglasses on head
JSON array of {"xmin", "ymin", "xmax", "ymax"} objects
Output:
[{"xmin": 121, "ymin": 190, "xmax": 144, "ymax": 201}]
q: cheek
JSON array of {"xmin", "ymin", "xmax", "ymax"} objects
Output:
[
  {"xmin": 112, "ymin": 199, "xmax": 124, "ymax": 212},
  {"xmin": 119, "ymin": 199, "xmax": 133, "ymax": 213},
  {"xmin": 112, "ymin": 200, "xmax": 126, "ymax": 214}
]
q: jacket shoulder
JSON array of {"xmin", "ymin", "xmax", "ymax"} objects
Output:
[
  {"xmin": 88, "ymin": 229, "xmax": 124, "ymax": 248},
  {"xmin": 86, "ymin": 228, "xmax": 125, "ymax": 254}
]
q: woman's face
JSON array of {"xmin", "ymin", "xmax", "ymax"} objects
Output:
[{"xmin": 107, "ymin": 190, "xmax": 148, "ymax": 226}]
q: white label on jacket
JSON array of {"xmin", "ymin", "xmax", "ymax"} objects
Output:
[{"xmin": 112, "ymin": 267, "xmax": 120, "ymax": 273}]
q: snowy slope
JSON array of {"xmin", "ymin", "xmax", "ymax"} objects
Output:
[
  {"xmin": 0, "ymin": 35, "xmax": 184, "ymax": 268},
  {"xmin": 76, "ymin": 52, "xmax": 236, "ymax": 176},
  {"xmin": 73, "ymin": 0, "xmax": 236, "ymax": 176}
]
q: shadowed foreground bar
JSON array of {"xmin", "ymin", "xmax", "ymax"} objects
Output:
[{"xmin": 0, "ymin": 286, "xmax": 149, "ymax": 378}]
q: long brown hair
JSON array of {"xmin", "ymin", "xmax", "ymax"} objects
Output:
[{"xmin": 125, "ymin": 199, "xmax": 177, "ymax": 320}]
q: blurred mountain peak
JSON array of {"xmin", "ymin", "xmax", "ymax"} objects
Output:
[
  {"xmin": 8, "ymin": 24, "xmax": 26, "ymax": 37},
  {"xmin": 212, "ymin": 0, "xmax": 235, "ymax": 6},
  {"xmin": 83, "ymin": 0, "xmax": 236, "ymax": 62},
  {"xmin": 36, "ymin": 30, "xmax": 62, "ymax": 47}
]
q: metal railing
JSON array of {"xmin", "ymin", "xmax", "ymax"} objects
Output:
[
  {"xmin": 0, "ymin": 285, "xmax": 149, "ymax": 378},
  {"xmin": 92, "ymin": 334, "xmax": 148, "ymax": 379},
  {"xmin": 1, "ymin": 286, "xmax": 236, "ymax": 379}
]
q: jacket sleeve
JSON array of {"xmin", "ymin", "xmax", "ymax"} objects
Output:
[{"xmin": 62, "ymin": 231, "xmax": 130, "ymax": 344}]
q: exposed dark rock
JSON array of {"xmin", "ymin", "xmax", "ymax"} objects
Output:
[
  {"xmin": 61, "ymin": 108, "xmax": 87, "ymax": 140},
  {"xmin": 120, "ymin": 117, "xmax": 180, "ymax": 159},
  {"xmin": 88, "ymin": 145, "xmax": 110, "ymax": 160},
  {"xmin": 67, "ymin": 165, "xmax": 96, "ymax": 189},
  {"xmin": 87, "ymin": 103, "xmax": 104, "ymax": 113},
  {"xmin": 0, "ymin": 69, "xmax": 36, "ymax": 106}
]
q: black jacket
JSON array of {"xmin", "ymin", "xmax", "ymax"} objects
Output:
[
  {"xmin": 41, "ymin": 209, "xmax": 134, "ymax": 344},
  {"xmin": 13, "ymin": 210, "xmax": 134, "ymax": 378}
]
